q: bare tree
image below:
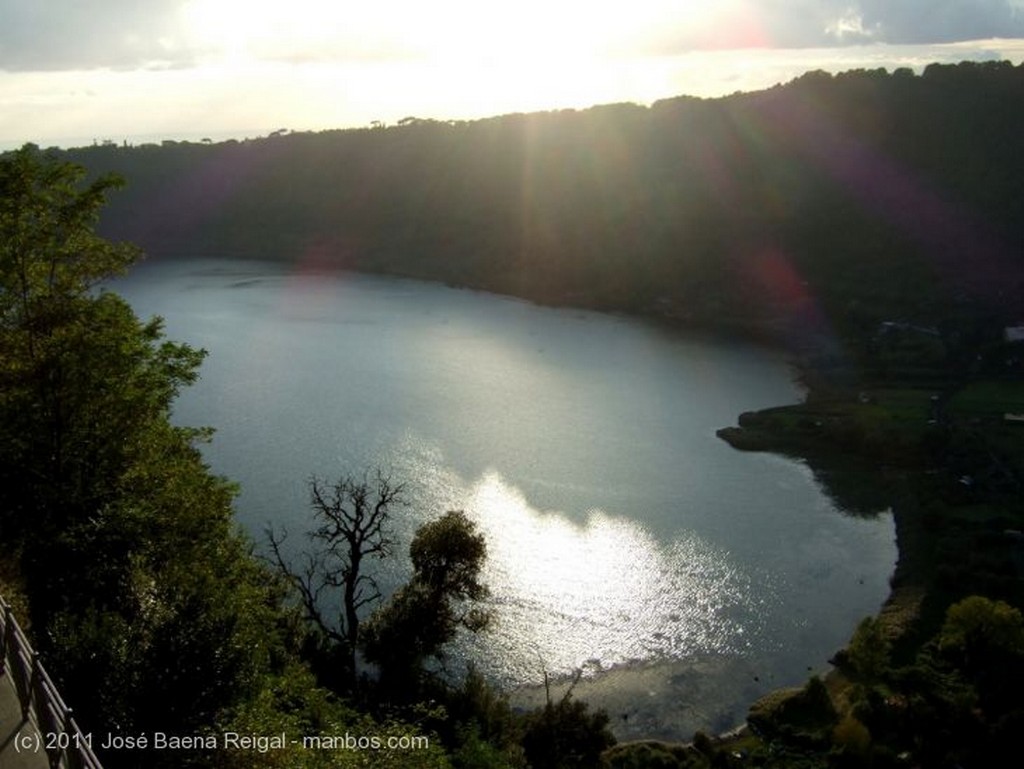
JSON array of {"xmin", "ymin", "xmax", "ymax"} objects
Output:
[{"xmin": 266, "ymin": 470, "xmax": 405, "ymax": 682}]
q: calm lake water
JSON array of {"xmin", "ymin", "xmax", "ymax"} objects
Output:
[{"xmin": 115, "ymin": 258, "xmax": 896, "ymax": 739}]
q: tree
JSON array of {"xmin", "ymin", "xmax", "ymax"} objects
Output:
[
  {"xmin": 520, "ymin": 695, "xmax": 615, "ymax": 769},
  {"xmin": 267, "ymin": 471, "xmax": 404, "ymax": 684},
  {"xmin": 361, "ymin": 510, "xmax": 490, "ymax": 697},
  {"xmin": 939, "ymin": 595, "xmax": 1024, "ymax": 670},
  {"xmin": 938, "ymin": 595, "xmax": 1024, "ymax": 717},
  {"xmin": 410, "ymin": 509, "xmax": 489, "ymax": 605},
  {"xmin": 1, "ymin": 146, "xmax": 284, "ymax": 768},
  {"xmin": 517, "ymin": 668, "xmax": 616, "ymax": 769},
  {"xmin": 841, "ymin": 615, "xmax": 892, "ymax": 684},
  {"xmin": 0, "ymin": 144, "xmax": 202, "ymax": 541}
]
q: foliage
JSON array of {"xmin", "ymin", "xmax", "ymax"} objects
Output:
[
  {"xmin": 938, "ymin": 594, "xmax": 1024, "ymax": 667},
  {"xmin": 450, "ymin": 725, "xmax": 524, "ymax": 769},
  {"xmin": 519, "ymin": 691, "xmax": 616, "ymax": 769},
  {"xmin": 62, "ymin": 61, "xmax": 1024, "ymax": 361},
  {"xmin": 0, "ymin": 146, "xmax": 292, "ymax": 768},
  {"xmin": 837, "ymin": 616, "xmax": 892, "ymax": 684},
  {"xmin": 747, "ymin": 677, "xmax": 837, "ymax": 747},
  {"xmin": 831, "ymin": 714, "xmax": 871, "ymax": 761},
  {"xmin": 218, "ymin": 662, "xmax": 452, "ymax": 769},
  {"xmin": 602, "ymin": 741, "xmax": 702, "ymax": 769},
  {"xmin": 0, "ymin": 145, "xmax": 197, "ymax": 540},
  {"xmin": 745, "ymin": 596, "xmax": 1024, "ymax": 769},
  {"xmin": 409, "ymin": 510, "xmax": 489, "ymax": 604},
  {"xmin": 937, "ymin": 595, "xmax": 1024, "ymax": 718},
  {"xmin": 361, "ymin": 511, "xmax": 491, "ymax": 698}
]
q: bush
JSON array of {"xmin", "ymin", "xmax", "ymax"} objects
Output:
[
  {"xmin": 521, "ymin": 694, "xmax": 616, "ymax": 769},
  {"xmin": 747, "ymin": 677, "xmax": 836, "ymax": 746},
  {"xmin": 832, "ymin": 714, "xmax": 871, "ymax": 759}
]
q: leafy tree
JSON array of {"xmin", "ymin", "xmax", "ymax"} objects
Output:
[
  {"xmin": 362, "ymin": 510, "xmax": 490, "ymax": 697},
  {"xmin": 409, "ymin": 509, "xmax": 489, "ymax": 605},
  {"xmin": 938, "ymin": 595, "xmax": 1024, "ymax": 670},
  {"xmin": 937, "ymin": 595, "xmax": 1024, "ymax": 717},
  {"xmin": 267, "ymin": 471, "xmax": 404, "ymax": 685},
  {"xmin": 520, "ymin": 676, "xmax": 615, "ymax": 769},
  {"xmin": 840, "ymin": 615, "xmax": 892, "ymax": 684},
  {"xmin": 0, "ymin": 145, "xmax": 196, "ymax": 540},
  {"xmin": 0, "ymin": 146, "xmax": 286, "ymax": 768}
]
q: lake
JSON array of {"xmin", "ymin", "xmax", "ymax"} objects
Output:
[{"xmin": 114, "ymin": 258, "xmax": 896, "ymax": 740}]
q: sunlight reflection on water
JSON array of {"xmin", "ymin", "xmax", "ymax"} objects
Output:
[{"xmin": 444, "ymin": 472, "xmax": 772, "ymax": 686}]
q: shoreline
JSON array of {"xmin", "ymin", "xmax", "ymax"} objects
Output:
[{"xmin": 509, "ymin": 655, "xmax": 767, "ymax": 743}]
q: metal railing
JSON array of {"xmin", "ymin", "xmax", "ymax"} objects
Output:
[{"xmin": 1, "ymin": 595, "xmax": 104, "ymax": 769}]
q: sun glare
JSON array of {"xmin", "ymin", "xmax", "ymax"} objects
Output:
[
  {"xmin": 175, "ymin": 0, "xmax": 708, "ymax": 122},
  {"xmin": 181, "ymin": 0, "xmax": 346, "ymax": 61},
  {"xmin": 167, "ymin": 1, "xmax": 781, "ymax": 131},
  {"xmin": 180, "ymin": 0, "xmax": 696, "ymax": 66}
]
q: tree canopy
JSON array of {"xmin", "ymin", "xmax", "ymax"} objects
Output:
[
  {"xmin": 0, "ymin": 146, "xmax": 283, "ymax": 767},
  {"xmin": 362, "ymin": 510, "xmax": 490, "ymax": 697}
]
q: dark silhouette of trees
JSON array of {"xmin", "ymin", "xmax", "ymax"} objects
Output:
[
  {"xmin": 54, "ymin": 60, "xmax": 1024, "ymax": 360},
  {"xmin": 267, "ymin": 471, "xmax": 404, "ymax": 685},
  {"xmin": 521, "ymin": 695, "xmax": 615, "ymax": 769},
  {"xmin": 362, "ymin": 510, "xmax": 490, "ymax": 698}
]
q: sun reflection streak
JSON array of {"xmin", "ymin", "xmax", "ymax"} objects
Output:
[{"xmin": 459, "ymin": 472, "xmax": 768, "ymax": 684}]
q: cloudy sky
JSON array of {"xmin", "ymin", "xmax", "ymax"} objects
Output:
[{"xmin": 2, "ymin": 1, "xmax": 1024, "ymax": 148}]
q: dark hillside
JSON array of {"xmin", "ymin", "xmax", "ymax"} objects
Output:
[{"xmin": 63, "ymin": 61, "xmax": 1024, "ymax": 349}]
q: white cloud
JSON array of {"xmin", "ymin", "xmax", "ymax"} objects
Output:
[
  {"xmin": 825, "ymin": 7, "xmax": 878, "ymax": 42},
  {"xmin": 3, "ymin": 1, "xmax": 1024, "ymax": 73}
]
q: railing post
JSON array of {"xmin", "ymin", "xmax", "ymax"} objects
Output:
[
  {"xmin": 0, "ymin": 602, "xmax": 11, "ymax": 675},
  {"xmin": 25, "ymin": 650, "xmax": 41, "ymax": 721},
  {"xmin": 64, "ymin": 707, "xmax": 82, "ymax": 769}
]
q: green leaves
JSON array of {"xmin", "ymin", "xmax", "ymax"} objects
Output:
[
  {"xmin": 843, "ymin": 616, "xmax": 892, "ymax": 684},
  {"xmin": 939, "ymin": 595, "xmax": 1024, "ymax": 662},
  {"xmin": 0, "ymin": 145, "xmax": 136, "ymax": 295},
  {"xmin": 410, "ymin": 510, "xmax": 489, "ymax": 602},
  {"xmin": 1, "ymin": 146, "xmax": 181, "ymax": 535},
  {"xmin": 0, "ymin": 145, "xmax": 288, "ymax": 766},
  {"xmin": 362, "ymin": 511, "xmax": 491, "ymax": 698}
]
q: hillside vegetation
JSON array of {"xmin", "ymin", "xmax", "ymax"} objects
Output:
[{"xmin": 62, "ymin": 61, "xmax": 1024, "ymax": 359}]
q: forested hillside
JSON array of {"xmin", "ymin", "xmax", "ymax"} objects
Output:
[{"xmin": 62, "ymin": 60, "xmax": 1024, "ymax": 353}]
